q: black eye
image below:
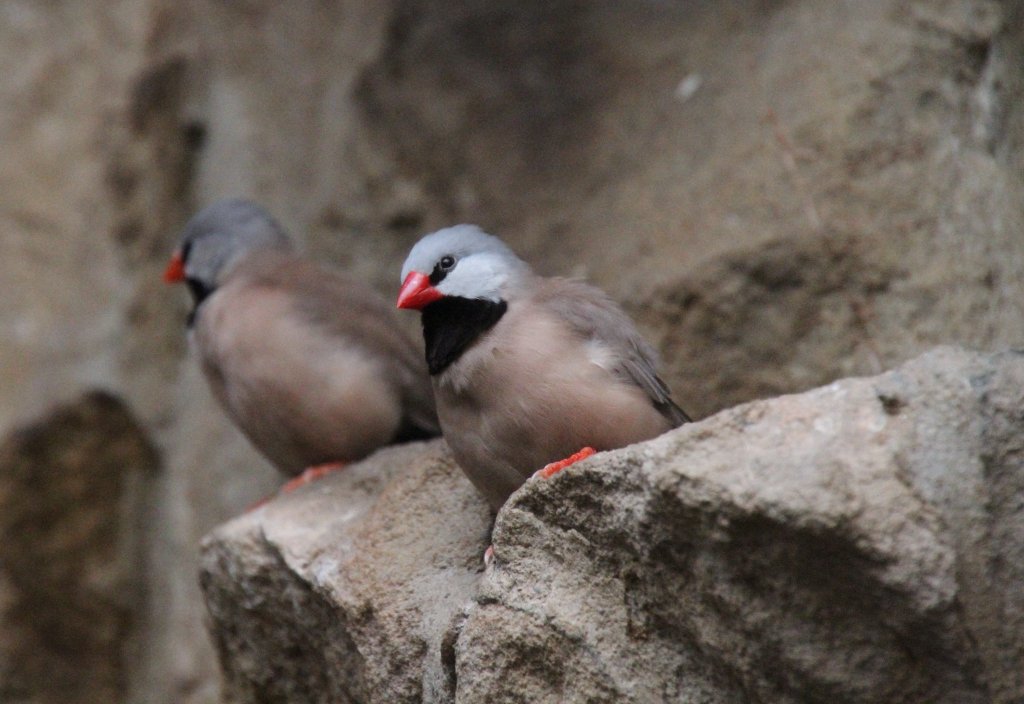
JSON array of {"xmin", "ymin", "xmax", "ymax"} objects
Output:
[{"xmin": 430, "ymin": 255, "xmax": 458, "ymax": 285}]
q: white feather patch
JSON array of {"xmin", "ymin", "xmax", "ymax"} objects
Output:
[{"xmin": 584, "ymin": 339, "xmax": 617, "ymax": 372}]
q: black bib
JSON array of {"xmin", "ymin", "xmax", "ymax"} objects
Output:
[{"xmin": 421, "ymin": 297, "xmax": 507, "ymax": 375}]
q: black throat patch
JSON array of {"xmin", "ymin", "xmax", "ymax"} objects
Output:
[
  {"xmin": 421, "ymin": 297, "xmax": 507, "ymax": 375},
  {"xmin": 185, "ymin": 278, "xmax": 215, "ymax": 328}
]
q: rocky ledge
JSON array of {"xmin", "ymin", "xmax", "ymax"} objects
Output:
[{"xmin": 200, "ymin": 346, "xmax": 1024, "ymax": 703}]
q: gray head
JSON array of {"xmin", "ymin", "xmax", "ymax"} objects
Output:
[
  {"xmin": 398, "ymin": 225, "xmax": 531, "ymax": 308},
  {"xmin": 165, "ymin": 198, "xmax": 294, "ymax": 299}
]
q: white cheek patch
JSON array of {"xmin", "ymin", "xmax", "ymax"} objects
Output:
[{"xmin": 438, "ymin": 256, "xmax": 508, "ymax": 301}]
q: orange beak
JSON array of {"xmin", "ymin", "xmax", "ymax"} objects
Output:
[
  {"xmin": 396, "ymin": 271, "xmax": 443, "ymax": 310},
  {"xmin": 163, "ymin": 250, "xmax": 186, "ymax": 283}
]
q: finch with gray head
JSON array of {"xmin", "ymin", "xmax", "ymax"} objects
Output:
[
  {"xmin": 165, "ymin": 198, "xmax": 439, "ymax": 496},
  {"xmin": 397, "ymin": 225, "xmax": 690, "ymax": 513}
]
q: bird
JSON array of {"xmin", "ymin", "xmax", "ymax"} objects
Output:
[
  {"xmin": 396, "ymin": 224, "xmax": 690, "ymax": 512},
  {"xmin": 164, "ymin": 198, "xmax": 439, "ymax": 494}
]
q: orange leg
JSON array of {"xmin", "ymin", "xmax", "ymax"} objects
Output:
[
  {"xmin": 279, "ymin": 461, "xmax": 347, "ymax": 494},
  {"xmin": 532, "ymin": 447, "xmax": 597, "ymax": 480},
  {"xmin": 485, "ymin": 448, "xmax": 598, "ymax": 566},
  {"xmin": 481, "ymin": 450, "xmax": 598, "ymax": 564},
  {"xmin": 246, "ymin": 461, "xmax": 347, "ymax": 512}
]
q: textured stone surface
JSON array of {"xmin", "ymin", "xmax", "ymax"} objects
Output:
[
  {"xmin": 200, "ymin": 441, "xmax": 490, "ymax": 704},
  {"xmin": 468, "ymin": 346, "xmax": 1023, "ymax": 703},
  {"xmin": 3, "ymin": 0, "xmax": 1024, "ymax": 701},
  {"xmin": 202, "ymin": 347, "xmax": 1024, "ymax": 703},
  {"xmin": 0, "ymin": 392, "xmax": 159, "ymax": 704}
]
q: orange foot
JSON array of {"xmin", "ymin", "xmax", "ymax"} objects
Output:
[
  {"xmin": 532, "ymin": 447, "xmax": 597, "ymax": 480},
  {"xmin": 280, "ymin": 461, "xmax": 348, "ymax": 494},
  {"xmin": 246, "ymin": 461, "xmax": 347, "ymax": 512},
  {"xmin": 484, "ymin": 449, "xmax": 597, "ymax": 564}
]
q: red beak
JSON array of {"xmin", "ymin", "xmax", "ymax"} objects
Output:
[
  {"xmin": 397, "ymin": 271, "xmax": 443, "ymax": 310},
  {"xmin": 163, "ymin": 250, "xmax": 186, "ymax": 283}
]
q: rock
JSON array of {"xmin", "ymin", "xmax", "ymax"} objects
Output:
[
  {"xmin": 0, "ymin": 391, "xmax": 159, "ymax": 704},
  {"xmin": 200, "ymin": 440, "xmax": 491, "ymax": 704},
  {"xmin": 202, "ymin": 347, "xmax": 1024, "ymax": 703}
]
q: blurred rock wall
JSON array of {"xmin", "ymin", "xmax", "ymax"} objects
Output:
[
  {"xmin": 0, "ymin": 393, "xmax": 158, "ymax": 704},
  {"xmin": 1, "ymin": 0, "xmax": 1023, "ymax": 702}
]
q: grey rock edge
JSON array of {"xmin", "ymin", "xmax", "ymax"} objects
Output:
[{"xmin": 199, "ymin": 346, "xmax": 1024, "ymax": 704}]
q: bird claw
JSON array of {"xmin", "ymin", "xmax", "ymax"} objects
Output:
[
  {"xmin": 280, "ymin": 461, "xmax": 347, "ymax": 494},
  {"xmin": 532, "ymin": 447, "xmax": 597, "ymax": 480},
  {"xmin": 243, "ymin": 462, "xmax": 348, "ymax": 511},
  {"xmin": 484, "ymin": 448, "xmax": 597, "ymax": 562},
  {"xmin": 244, "ymin": 461, "xmax": 347, "ymax": 512}
]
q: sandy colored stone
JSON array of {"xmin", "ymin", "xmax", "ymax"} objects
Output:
[
  {"xmin": 466, "ymin": 346, "xmax": 1019, "ymax": 703},
  {"xmin": 203, "ymin": 348, "xmax": 1024, "ymax": 703},
  {"xmin": 200, "ymin": 440, "xmax": 491, "ymax": 704}
]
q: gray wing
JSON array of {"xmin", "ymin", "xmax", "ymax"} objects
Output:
[
  {"xmin": 537, "ymin": 278, "xmax": 691, "ymax": 427},
  {"xmin": 245, "ymin": 252, "xmax": 441, "ymax": 438}
]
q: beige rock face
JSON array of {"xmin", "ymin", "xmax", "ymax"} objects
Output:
[
  {"xmin": 201, "ymin": 347, "xmax": 1024, "ymax": 703},
  {"xmin": 200, "ymin": 441, "xmax": 490, "ymax": 703},
  {"xmin": 3, "ymin": 0, "xmax": 1024, "ymax": 701}
]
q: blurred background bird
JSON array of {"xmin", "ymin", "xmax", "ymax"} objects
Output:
[{"xmin": 165, "ymin": 198, "xmax": 439, "ymax": 493}]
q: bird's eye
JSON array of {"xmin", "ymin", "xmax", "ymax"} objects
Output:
[{"xmin": 439, "ymin": 255, "xmax": 456, "ymax": 270}]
